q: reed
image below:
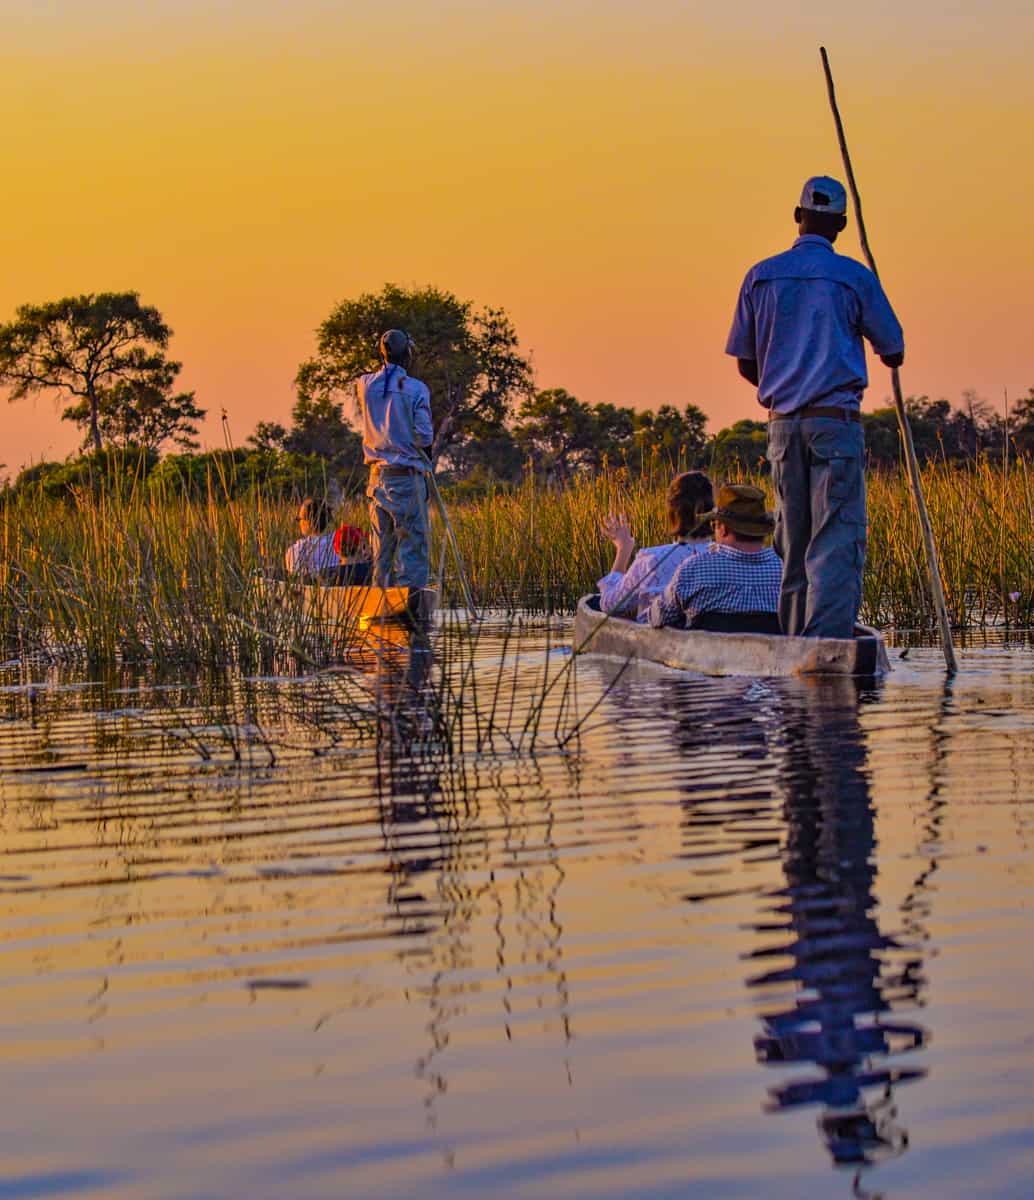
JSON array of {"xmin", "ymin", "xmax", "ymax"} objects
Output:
[
  {"xmin": 445, "ymin": 461, "xmax": 1034, "ymax": 629},
  {"xmin": 3, "ymin": 459, "xmax": 1033, "ymax": 668}
]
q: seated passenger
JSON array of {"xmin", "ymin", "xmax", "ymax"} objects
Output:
[
  {"xmin": 326, "ymin": 523, "xmax": 374, "ymax": 586},
  {"xmin": 285, "ymin": 497, "xmax": 338, "ymax": 577},
  {"xmin": 597, "ymin": 471, "xmax": 714, "ymax": 623},
  {"xmin": 649, "ymin": 484, "xmax": 781, "ymax": 631}
]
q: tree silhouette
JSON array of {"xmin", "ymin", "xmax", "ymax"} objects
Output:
[{"xmin": 0, "ymin": 292, "xmax": 181, "ymax": 453}]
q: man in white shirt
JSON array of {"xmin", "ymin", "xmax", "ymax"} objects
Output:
[{"xmin": 358, "ymin": 330, "xmax": 434, "ymax": 588}]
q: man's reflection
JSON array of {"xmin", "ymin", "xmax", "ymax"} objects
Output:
[{"xmin": 745, "ymin": 678, "xmax": 927, "ymax": 1183}]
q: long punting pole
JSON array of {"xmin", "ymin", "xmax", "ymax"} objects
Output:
[{"xmin": 819, "ymin": 46, "xmax": 958, "ymax": 674}]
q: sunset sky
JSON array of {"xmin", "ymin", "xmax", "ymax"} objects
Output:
[{"xmin": 3, "ymin": 0, "xmax": 1033, "ymax": 472}]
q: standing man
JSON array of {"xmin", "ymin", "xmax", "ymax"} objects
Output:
[
  {"xmin": 358, "ymin": 329, "xmax": 434, "ymax": 588},
  {"xmin": 726, "ymin": 176, "xmax": 904, "ymax": 639}
]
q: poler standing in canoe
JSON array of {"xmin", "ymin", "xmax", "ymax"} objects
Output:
[
  {"xmin": 726, "ymin": 176, "xmax": 904, "ymax": 639},
  {"xmin": 358, "ymin": 329, "xmax": 434, "ymax": 588}
]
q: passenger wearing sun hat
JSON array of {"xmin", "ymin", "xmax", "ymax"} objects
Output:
[
  {"xmin": 725, "ymin": 175, "xmax": 905, "ymax": 639},
  {"xmin": 649, "ymin": 484, "xmax": 783, "ymax": 631}
]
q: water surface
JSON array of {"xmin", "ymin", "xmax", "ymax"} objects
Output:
[{"xmin": 1, "ymin": 621, "xmax": 1032, "ymax": 1199}]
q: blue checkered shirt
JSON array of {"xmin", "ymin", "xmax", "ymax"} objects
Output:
[{"xmin": 648, "ymin": 544, "xmax": 783, "ymax": 629}]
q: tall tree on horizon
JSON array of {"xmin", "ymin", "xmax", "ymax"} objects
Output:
[
  {"xmin": 63, "ymin": 362, "xmax": 205, "ymax": 454},
  {"xmin": 0, "ymin": 292, "xmax": 178, "ymax": 453},
  {"xmin": 295, "ymin": 283, "xmax": 533, "ymax": 464}
]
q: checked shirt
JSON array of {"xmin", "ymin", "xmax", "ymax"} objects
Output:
[{"xmin": 648, "ymin": 544, "xmax": 782, "ymax": 629}]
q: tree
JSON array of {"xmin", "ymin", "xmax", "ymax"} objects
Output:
[
  {"xmin": 441, "ymin": 418, "xmax": 524, "ymax": 483},
  {"xmin": 585, "ymin": 402, "xmax": 637, "ymax": 470},
  {"xmin": 514, "ymin": 388, "xmax": 598, "ymax": 482},
  {"xmin": 1010, "ymin": 387, "xmax": 1034, "ymax": 456},
  {"xmin": 0, "ymin": 292, "xmax": 179, "ymax": 453},
  {"xmin": 62, "ymin": 360, "xmax": 204, "ymax": 453},
  {"xmin": 709, "ymin": 419, "xmax": 769, "ymax": 475},
  {"xmin": 632, "ymin": 403, "xmax": 709, "ymax": 470},
  {"xmin": 246, "ymin": 421, "xmax": 288, "ymax": 454},
  {"xmin": 281, "ymin": 394, "xmax": 363, "ymax": 471},
  {"xmin": 295, "ymin": 283, "xmax": 533, "ymax": 464}
]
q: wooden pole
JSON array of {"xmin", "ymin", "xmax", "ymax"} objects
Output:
[{"xmin": 819, "ymin": 46, "xmax": 958, "ymax": 673}]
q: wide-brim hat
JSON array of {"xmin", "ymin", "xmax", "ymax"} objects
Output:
[{"xmin": 700, "ymin": 483, "xmax": 775, "ymax": 537}]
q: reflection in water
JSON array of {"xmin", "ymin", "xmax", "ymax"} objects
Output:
[
  {"xmin": 358, "ymin": 631, "xmax": 576, "ymax": 1160},
  {"xmin": 746, "ymin": 680, "xmax": 928, "ymax": 1194},
  {"xmin": 9, "ymin": 627, "xmax": 1034, "ymax": 1199}
]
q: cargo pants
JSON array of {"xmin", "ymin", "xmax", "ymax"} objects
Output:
[
  {"xmin": 367, "ymin": 469, "xmax": 430, "ymax": 588},
  {"xmin": 766, "ymin": 416, "xmax": 866, "ymax": 639}
]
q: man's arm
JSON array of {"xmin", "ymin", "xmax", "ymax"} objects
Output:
[
  {"xmin": 737, "ymin": 358, "xmax": 760, "ymax": 385},
  {"xmin": 725, "ymin": 274, "xmax": 758, "ymax": 390},
  {"xmin": 858, "ymin": 271, "xmax": 904, "ymax": 369},
  {"xmin": 412, "ymin": 384, "xmax": 433, "ymax": 448}
]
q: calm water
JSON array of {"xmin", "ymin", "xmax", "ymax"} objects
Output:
[{"xmin": 2, "ymin": 619, "xmax": 1033, "ymax": 1199}]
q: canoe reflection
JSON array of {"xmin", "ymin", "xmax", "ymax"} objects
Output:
[
  {"xmin": 354, "ymin": 619, "xmax": 435, "ymax": 745},
  {"xmin": 745, "ymin": 677, "xmax": 928, "ymax": 1177}
]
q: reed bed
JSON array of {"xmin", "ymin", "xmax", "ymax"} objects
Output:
[
  {"xmin": 451, "ymin": 461, "xmax": 1034, "ymax": 629},
  {"xmin": 2, "ymin": 459, "xmax": 1034, "ymax": 667}
]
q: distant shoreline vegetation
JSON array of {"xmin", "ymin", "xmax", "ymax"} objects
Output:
[{"xmin": 4, "ymin": 283, "xmax": 1031, "ymax": 495}]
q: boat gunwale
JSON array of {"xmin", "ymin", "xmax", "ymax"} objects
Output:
[{"xmin": 572, "ymin": 594, "xmax": 889, "ymax": 678}]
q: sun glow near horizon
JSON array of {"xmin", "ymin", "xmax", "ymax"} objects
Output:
[{"xmin": 3, "ymin": 0, "xmax": 1033, "ymax": 470}]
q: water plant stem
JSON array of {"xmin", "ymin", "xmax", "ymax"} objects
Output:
[
  {"xmin": 421, "ymin": 456, "xmax": 479, "ymax": 622},
  {"xmin": 819, "ymin": 45, "xmax": 958, "ymax": 674}
]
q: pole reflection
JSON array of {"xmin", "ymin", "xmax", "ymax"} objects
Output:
[{"xmin": 745, "ymin": 678, "xmax": 928, "ymax": 1192}]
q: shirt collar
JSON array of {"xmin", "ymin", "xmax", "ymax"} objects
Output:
[
  {"xmin": 792, "ymin": 234, "xmax": 835, "ymax": 251},
  {"xmin": 383, "ymin": 363, "xmax": 408, "ymax": 378}
]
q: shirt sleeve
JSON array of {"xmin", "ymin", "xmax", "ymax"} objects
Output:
[
  {"xmin": 412, "ymin": 383, "xmax": 433, "ymax": 449},
  {"xmin": 725, "ymin": 273, "xmax": 757, "ymax": 359},
  {"xmin": 858, "ymin": 272, "xmax": 904, "ymax": 357},
  {"xmin": 649, "ymin": 562, "xmax": 688, "ymax": 629},
  {"xmin": 598, "ymin": 552, "xmax": 654, "ymax": 617}
]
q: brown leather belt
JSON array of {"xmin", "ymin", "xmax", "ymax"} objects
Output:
[
  {"xmin": 371, "ymin": 463, "xmax": 421, "ymax": 476},
  {"xmin": 769, "ymin": 405, "xmax": 861, "ymax": 423}
]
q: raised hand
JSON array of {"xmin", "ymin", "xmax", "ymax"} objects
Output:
[{"xmin": 601, "ymin": 512, "xmax": 635, "ymax": 574}]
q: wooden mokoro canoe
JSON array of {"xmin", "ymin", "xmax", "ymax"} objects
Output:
[
  {"xmin": 572, "ymin": 595, "xmax": 890, "ymax": 678},
  {"xmin": 260, "ymin": 576, "xmax": 438, "ymax": 629}
]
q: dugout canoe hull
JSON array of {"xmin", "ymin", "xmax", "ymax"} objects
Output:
[
  {"xmin": 572, "ymin": 595, "xmax": 890, "ymax": 678},
  {"xmin": 261, "ymin": 577, "xmax": 438, "ymax": 629}
]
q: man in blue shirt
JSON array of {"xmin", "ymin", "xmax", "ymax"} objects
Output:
[
  {"xmin": 358, "ymin": 330, "xmax": 434, "ymax": 588},
  {"xmin": 726, "ymin": 176, "xmax": 904, "ymax": 639}
]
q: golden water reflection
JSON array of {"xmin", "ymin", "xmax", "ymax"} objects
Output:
[{"xmin": 1, "ymin": 627, "xmax": 1033, "ymax": 1198}]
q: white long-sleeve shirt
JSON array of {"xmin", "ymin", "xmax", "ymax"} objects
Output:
[
  {"xmin": 358, "ymin": 364, "xmax": 433, "ymax": 470},
  {"xmin": 597, "ymin": 541, "xmax": 710, "ymax": 624}
]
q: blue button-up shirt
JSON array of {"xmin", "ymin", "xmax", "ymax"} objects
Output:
[
  {"xmin": 358, "ymin": 364, "xmax": 434, "ymax": 469},
  {"xmin": 649, "ymin": 544, "xmax": 783, "ymax": 629},
  {"xmin": 726, "ymin": 235, "xmax": 904, "ymax": 414}
]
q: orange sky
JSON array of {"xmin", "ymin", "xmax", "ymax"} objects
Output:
[{"xmin": 2, "ymin": 1, "xmax": 1033, "ymax": 473}]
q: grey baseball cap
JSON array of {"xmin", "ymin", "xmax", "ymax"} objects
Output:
[{"xmin": 799, "ymin": 175, "xmax": 848, "ymax": 215}]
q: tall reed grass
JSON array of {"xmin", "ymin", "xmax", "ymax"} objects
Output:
[
  {"xmin": 449, "ymin": 461, "xmax": 1034, "ymax": 629},
  {"xmin": 2, "ymin": 459, "xmax": 1032, "ymax": 666}
]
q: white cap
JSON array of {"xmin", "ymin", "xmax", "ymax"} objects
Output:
[{"xmin": 799, "ymin": 176, "xmax": 847, "ymax": 215}]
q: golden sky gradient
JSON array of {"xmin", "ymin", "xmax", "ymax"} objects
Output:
[{"xmin": 3, "ymin": 1, "xmax": 1033, "ymax": 471}]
